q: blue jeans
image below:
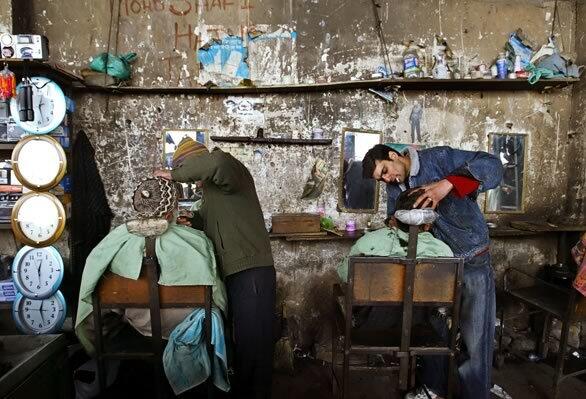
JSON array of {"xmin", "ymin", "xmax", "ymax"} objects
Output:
[{"xmin": 421, "ymin": 253, "xmax": 495, "ymax": 399}]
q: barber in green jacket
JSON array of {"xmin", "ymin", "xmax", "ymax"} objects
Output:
[{"xmin": 155, "ymin": 138, "xmax": 275, "ymax": 399}]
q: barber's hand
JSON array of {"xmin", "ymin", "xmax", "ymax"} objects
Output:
[
  {"xmin": 154, "ymin": 169, "xmax": 172, "ymax": 180},
  {"xmin": 385, "ymin": 217, "xmax": 397, "ymax": 228},
  {"xmin": 177, "ymin": 210, "xmax": 194, "ymax": 227},
  {"xmin": 412, "ymin": 179, "xmax": 454, "ymax": 209}
]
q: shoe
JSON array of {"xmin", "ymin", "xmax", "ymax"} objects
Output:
[{"xmin": 405, "ymin": 386, "xmax": 440, "ymax": 399}]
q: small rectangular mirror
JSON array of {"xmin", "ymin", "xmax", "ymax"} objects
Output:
[
  {"xmin": 485, "ymin": 132, "xmax": 527, "ymax": 213},
  {"xmin": 339, "ymin": 128, "xmax": 382, "ymax": 213},
  {"xmin": 163, "ymin": 129, "xmax": 208, "ymax": 207}
]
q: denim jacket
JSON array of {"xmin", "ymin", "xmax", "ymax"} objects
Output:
[{"xmin": 386, "ymin": 146, "xmax": 504, "ymax": 259}]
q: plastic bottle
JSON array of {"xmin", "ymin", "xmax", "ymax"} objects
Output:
[
  {"xmin": 403, "ymin": 42, "xmax": 421, "ymax": 78},
  {"xmin": 496, "ymin": 52, "xmax": 507, "ymax": 79}
]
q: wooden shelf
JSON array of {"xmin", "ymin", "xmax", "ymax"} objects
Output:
[
  {"xmin": 210, "ymin": 136, "xmax": 332, "ymax": 145},
  {"xmin": 0, "ymin": 142, "xmax": 17, "ymax": 150},
  {"xmin": 270, "ymin": 230, "xmax": 364, "ymax": 242},
  {"xmin": 77, "ymin": 77, "xmax": 579, "ymax": 95},
  {"xmin": 0, "ymin": 59, "xmax": 83, "ymax": 87}
]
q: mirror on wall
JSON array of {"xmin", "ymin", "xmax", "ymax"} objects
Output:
[
  {"xmin": 163, "ymin": 129, "xmax": 208, "ymax": 207},
  {"xmin": 338, "ymin": 128, "xmax": 382, "ymax": 213},
  {"xmin": 485, "ymin": 132, "xmax": 527, "ymax": 213}
]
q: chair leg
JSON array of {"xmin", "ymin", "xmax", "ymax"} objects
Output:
[
  {"xmin": 92, "ymin": 293, "xmax": 107, "ymax": 394},
  {"xmin": 331, "ymin": 322, "xmax": 338, "ymax": 396},
  {"xmin": 553, "ymin": 318, "xmax": 570, "ymax": 399},
  {"xmin": 539, "ymin": 313, "xmax": 552, "ymax": 359},
  {"xmin": 447, "ymin": 353, "xmax": 455, "ymax": 399},
  {"xmin": 342, "ymin": 348, "xmax": 349, "ymax": 399}
]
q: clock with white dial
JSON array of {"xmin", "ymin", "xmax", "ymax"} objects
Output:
[
  {"xmin": 11, "ymin": 192, "xmax": 66, "ymax": 247},
  {"xmin": 9, "ymin": 76, "xmax": 67, "ymax": 134},
  {"xmin": 12, "ymin": 291, "xmax": 66, "ymax": 334},
  {"xmin": 12, "ymin": 246, "xmax": 64, "ymax": 299},
  {"xmin": 11, "ymin": 135, "xmax": 67, "ymax": 190}
]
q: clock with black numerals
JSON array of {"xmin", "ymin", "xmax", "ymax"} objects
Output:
[
  {"xmin": 12, "ymin": 291, "xmax": 66, "ymax": 334},
  {"xmin": 12, "ymin": 246, "xmax": 64, "ymax": 299}
]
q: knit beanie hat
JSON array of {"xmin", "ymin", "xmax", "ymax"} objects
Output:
[{"xmin": 172, "ymin": 137, "xmax": 208, "ymax": 168}]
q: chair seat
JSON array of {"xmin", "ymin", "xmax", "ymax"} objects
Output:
[{"xmin": 349, "ymin": 327, "xmax": 451, "ymax": 354}]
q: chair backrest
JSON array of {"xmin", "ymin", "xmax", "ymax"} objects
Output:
[
  {"xmin": 97, "ymin": 270, "xmax": 208, "ymax": 309},
  {"xmin": 96, "ymin": 236, "xmax": 211, "ymax": 309},
  {"xmin": 348, "ymin": 256, "xmax": 463, "ymax": 306}
]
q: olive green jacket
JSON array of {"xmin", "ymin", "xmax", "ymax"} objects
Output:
[{"xmin": 172, "ymin": 148, "xmax": 274, "ymax": 277}]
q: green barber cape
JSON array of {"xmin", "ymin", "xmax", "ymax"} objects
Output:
[
  {"xmin": 337, "ymin": 227, "xmax": 454, "ymax": 282},
  {"xmin": 75, "ymin": 223, "xmax": 227, "ymax": 353}
]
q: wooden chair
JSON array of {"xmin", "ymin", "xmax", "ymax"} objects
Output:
[
  {"xmin": 92, "ymin": 237, "xmax": 214, "ymax": 398},
  {"xmin": 332, "ymin": 226, "xmax": 464, "ymax": 399}
]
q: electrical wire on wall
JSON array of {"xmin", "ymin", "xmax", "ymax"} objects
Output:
[
  {"xmin": 104, "ymin": 0, "xmax": 123, "ymax": 114},
  {"xmin": 370, "ymin": 0, "xmax": 393, "ymax": 76}
]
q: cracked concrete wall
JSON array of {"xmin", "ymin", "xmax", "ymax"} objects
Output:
[{"xmin": 11, "ymin": 0, "xmax": 584, "ymax": 353}]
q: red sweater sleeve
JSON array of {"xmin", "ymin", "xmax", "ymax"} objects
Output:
[{"xmin": 446, "ymin": 175, "xmax": 480, "ymax": 198}]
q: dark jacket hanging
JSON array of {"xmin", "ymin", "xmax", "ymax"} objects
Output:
[{"xmin": 71, "ymin": 130, "xmax": 113, "ymax": 300}]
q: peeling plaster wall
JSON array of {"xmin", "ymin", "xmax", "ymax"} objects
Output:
[
  {"xmin": 567, "ymin": 0, "xmax": 586, "ymax": 217},
  {"xmin": 17, "ymin": 0, "xmax": 584, "ymax": 352},
  {"xmin": 0, "ymin": 0, "xmax": 11, "ymax": 32}
]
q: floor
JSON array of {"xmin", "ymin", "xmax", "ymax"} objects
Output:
[{"xmin": 98, "ymin": 355, "xmax": 586, "ymax": 399}]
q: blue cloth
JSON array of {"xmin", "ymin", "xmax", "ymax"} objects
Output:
[
  {"xmin": 163, "ymin": 307, "xmax": 230, "ymax": 395},
  {"xmin": 385, "ymin": 146, "xmax": 503, "ymax": 259}
]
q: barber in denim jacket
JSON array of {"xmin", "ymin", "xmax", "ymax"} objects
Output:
[{"xmin": 362, "ymin": 144, "xmax": 504, "ymax": 399}]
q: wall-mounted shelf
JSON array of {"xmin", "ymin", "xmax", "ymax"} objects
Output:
[
  {"xmin": 210, "ymin": 136, "xmax": 332, "ymax": 145},
  {"xmin": 0, "ymin": 143, "xmax": 17, "ymax": 150},
  {"xmin": 0, "ymin": 59, "xmax": 83, "ymax": 87},
  {"xmin": 77, "ymin": 77, "xmax": 579, "ymax": 95}
]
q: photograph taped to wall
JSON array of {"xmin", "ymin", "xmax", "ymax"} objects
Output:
[
  {"xmin": 485, "ymin": 133, "xmax": 527, "ymax": 213},
  {"xmin": 339, "ymin": 128, "xmax": 382, "ymax": 213},
  {"xmin": 163, "ymin": 129, "xmax": 207, "ymax": 206}
]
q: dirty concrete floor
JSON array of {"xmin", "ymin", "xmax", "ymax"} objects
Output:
[{"xmin": 99, "ymin": 356, "xmax": 586, "ymax": 399}]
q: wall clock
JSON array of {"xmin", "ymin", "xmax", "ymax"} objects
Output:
[
  {"xmin": 12, "ymin": 246, "xmax": 64, "ymax": 299},
  {"xmin": 11, "ymin": 135, "xmax": 67, "ymax": 190},
  {"xmin": 11, "ymin": 192, "xmax": 66, "ymax": 247},
  {"xmin": 9, "ymin": 76, "xmax": 66, "ymax": 134},
  {"xmin": 12, "ymin": 291, "xmax": 66, "ymax": 334}
]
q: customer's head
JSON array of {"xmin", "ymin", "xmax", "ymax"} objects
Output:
[
  {"xmin": 393, "ymin": 187, "xmax": 431, "ymax": 233},
  {"xmin": 362, "ymin": 144, "xmax": 410, "ymax": 184}
]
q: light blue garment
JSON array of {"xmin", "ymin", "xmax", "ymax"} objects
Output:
[{"xmin": 163, "ymin": 307, "xmax": 230, "ymax": 395}]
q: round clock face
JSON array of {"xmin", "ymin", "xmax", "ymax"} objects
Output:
[
  {"xmin": 12, "ymin": 246, "xmax": 64, "ymax": 299},
  {"xmin": 11, "ymin": 135, "xmax": 67, "ymax": 190},
  {"xmin": 9, "ymin": 77, "xmax": 67, "ymax": 134},
  {"xmin": 11, "ymin": 192, "xmax": 66, "ymax": 247},
  {"xmin": 12, "ymin": 291, "xmax": 66, "ymax": 334}
]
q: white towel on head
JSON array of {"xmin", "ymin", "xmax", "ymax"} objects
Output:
[{"xmin": 394, "ymin": 208, "xmax": 438, "ymax": 226}]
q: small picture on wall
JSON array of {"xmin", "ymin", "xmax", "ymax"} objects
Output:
[
  {"xmin": 162, "ymin": 129, "xmax": 207, "ymax": 169},
  {"xmin": 163, "ymin": 129, "xmax": 207, "ymax": 206}
]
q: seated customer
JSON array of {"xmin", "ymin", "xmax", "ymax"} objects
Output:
[{"xmin": 337, "ymin": 187, "xmax": 453, "ymax": 282}]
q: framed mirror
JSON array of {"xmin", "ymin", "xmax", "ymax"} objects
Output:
[
  {"xmin": 163, "ymin": 129, "xmax": 208, "ymax": 208},
  {"xmin": 485, "ymin": 132, "xmax": 528, "ymax": 213},
  {"xmin": 339, "ymin": 128, "xmax": 382, "ymax": 213}
]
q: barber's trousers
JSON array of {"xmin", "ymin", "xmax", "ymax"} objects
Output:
[
  {"xmin": 421, "ymin": 252, "xmax": 495, "ymax": 399},
  {"xmin": 225, "ymin": 266, "xmax": 276, "ymax": 399}
]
